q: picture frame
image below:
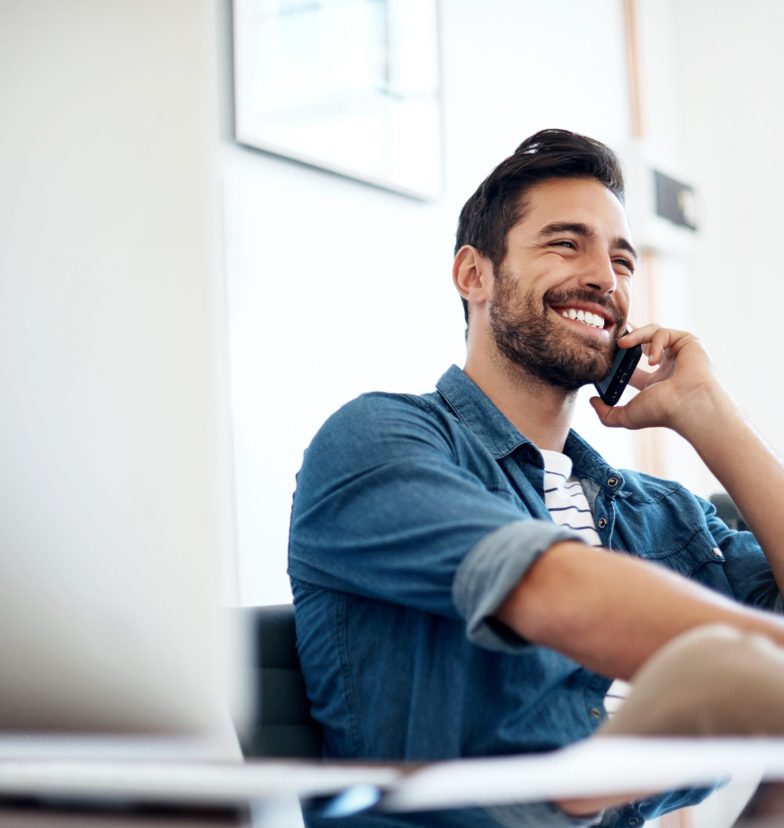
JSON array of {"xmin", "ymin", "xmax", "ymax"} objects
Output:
[{"xmin": 232, "ymin": 0, "xmax": 443, "ymax": 200}]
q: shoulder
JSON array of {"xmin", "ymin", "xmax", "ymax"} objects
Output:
[
  {"xmin": 313, "ymin": 390, "xmax": 457, "ymax": 453},
  {"xmin": 301, "ymin": 389, "xmax": 462, "ymax": 477},
  {"xmin": 326, "ymin": 389, "xmax": 441, "ymax": 425}
]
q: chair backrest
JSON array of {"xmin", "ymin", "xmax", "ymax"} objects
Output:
[
  {"xmin": 709, "ymin": 492, "xmax": 748, "ymax": 532},
  {"xmin": 240, "ymin": 604, "xmax": 323, "ymax": 759}
]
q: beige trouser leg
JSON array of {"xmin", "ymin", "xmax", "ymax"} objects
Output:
[
  {"xmin": 555, "ymin": 625, "xmax": 784, "ymax": 821},
  {"xmin": 595, "ymin": 625, "xmax": 784, "ymax": 825},
  {"xmin": 598, "ymin": 624, "xmax": 784, "ymax": 738}
]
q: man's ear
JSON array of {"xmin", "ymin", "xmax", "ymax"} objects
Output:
[{"xmin": 453, "ymin": 245, "xmax": 494, "ymax": 309}]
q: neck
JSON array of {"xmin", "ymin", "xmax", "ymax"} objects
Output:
[{"xmin": 463, "ymin": 344, "xmax": 576, "ymax": 453}]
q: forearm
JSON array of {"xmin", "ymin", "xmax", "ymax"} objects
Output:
[
  {"xmin": 497, "ymin": 540, "xmax": 784, "ymax": 680},
  {"xmin": 673, "ymin": 383, "xmax": 784, "ymax": 593}
]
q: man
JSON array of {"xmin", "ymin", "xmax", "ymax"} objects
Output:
[{"xmin": 288, "ymin": 130, "xmax": 784, "ymax": 827}]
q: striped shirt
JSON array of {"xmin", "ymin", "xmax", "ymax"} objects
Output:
[
  {"xmin": 541, "ymin": 449, "xmax": 602, "ymax": 546},
  {"xmin": 540, "ymin": 449, "xmax": 630, "ymax": 718}
]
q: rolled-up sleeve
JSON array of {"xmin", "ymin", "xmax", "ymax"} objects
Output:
[{"xmin": 454, "ymin": 520, "xmax": 586, "ymax": 651}]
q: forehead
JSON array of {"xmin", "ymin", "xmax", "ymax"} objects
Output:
[{"xmin": 514, "ymin": 177, "xmax": 632, "ymax": 241}]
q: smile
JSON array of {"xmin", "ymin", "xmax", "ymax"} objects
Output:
[{"xmin": 558, "ymin": 307, "xmax": 606, "ymax": 330}]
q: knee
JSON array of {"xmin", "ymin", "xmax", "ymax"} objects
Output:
[
  {"xmin": 643, "ymin": 624, "xmax": 784, "ymax": 687},
  {"xmin": 618, "ymin": 624, "xmax": 784, "ymax": 737}
]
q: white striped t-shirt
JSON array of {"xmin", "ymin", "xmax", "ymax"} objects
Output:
[
  {"xmin": 540, "ymin": 450, "xmax": 602, "ymax": 546},
  {"xmin": 540, "ymin": 449, "xmax": 630, "ymax": 718}
]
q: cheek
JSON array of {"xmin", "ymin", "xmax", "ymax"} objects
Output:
[
  {"xmin": 618, "ymin": 282, "xmax": 633, "ymax": 315},
  {"xmin": 547, "ymin": 262, "xmax": 585, "ymax": 290}
]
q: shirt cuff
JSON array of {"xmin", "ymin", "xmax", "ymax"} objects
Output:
[
  {"xmin": 487, "ymin": 801, "xmax": 603, "ymax": 827},
  {"xmin": 452, "ymin": 519, "xmax": 587, "ymax": 652}
]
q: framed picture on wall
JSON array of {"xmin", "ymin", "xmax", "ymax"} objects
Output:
[{"xmin": 232, "ymin": 0, "xmax": 443, "ymax": 200}]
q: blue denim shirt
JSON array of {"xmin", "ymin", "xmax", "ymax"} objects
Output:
[{"xmin": 288, "ymin": 366, "xmax": 779, "ymax": 827}]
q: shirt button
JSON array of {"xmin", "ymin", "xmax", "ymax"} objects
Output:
[
  {"xmin": 628, "ymin": 819, "xmax": 641, "ymax": 826},
  {"xmin": 589, "ymin": 707, "xmax": 603, "ymax": 719},
  {"xmin": 597, "ymin": 517, "xmax": 607, "ymax": 529},
  {"xmin": 607, "ymin": 476, "xmax": 619, "ymax": 487},
  {"xmin": 712, "ymin": 547, "xmax": 725, "ymax": 559}
]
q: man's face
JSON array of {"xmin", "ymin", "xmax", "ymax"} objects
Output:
[{"xmin": 489, "ymin": 177, "xmax": 636, "ymax": 390}]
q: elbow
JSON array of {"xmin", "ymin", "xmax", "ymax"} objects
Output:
[{"xmin": 496, "ymin": 540, "xmax": 590, "ymax": 648}]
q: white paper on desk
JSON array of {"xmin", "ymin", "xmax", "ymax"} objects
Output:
[
  {"xmin": 0, "ymin": 759, "xmax": 401, "ymax": 805},
  {"xmin": 382, "ymin": 737, "xmax": 784, "ymax": 812}
]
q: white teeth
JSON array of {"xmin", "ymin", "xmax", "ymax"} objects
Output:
[{"xmin": 559, "ymin": 308, "xmax": 606, "ymax": 329}]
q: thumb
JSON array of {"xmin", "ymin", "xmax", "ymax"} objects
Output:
[{"xmin": 589, "ymin": 396, "xmax": 629, "ymax": 429}]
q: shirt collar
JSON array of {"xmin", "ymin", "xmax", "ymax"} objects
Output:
[
  {"xmin": 435, "ymin": 365, "xmax": 532, "ymax": 459},
  {"xmin": 435, "ymin": 365, "xmax": 624, "ymax": 489},
  {"xmin": 564, "ymin": 430, "xmax": 625, "ymax": 491}
]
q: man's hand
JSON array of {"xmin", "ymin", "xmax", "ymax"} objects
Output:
[
  {"xmin": 589, "ymin": 324, "xmax": 725, "ymax": 436},
  {"xmin": 589, "ymin": 322, "xmax": 784, "ymax": 598}
]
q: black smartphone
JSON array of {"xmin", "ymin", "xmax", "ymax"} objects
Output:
[{"xmin": 594, "ymin": 333, "xmax": 642, "ymax": 406}]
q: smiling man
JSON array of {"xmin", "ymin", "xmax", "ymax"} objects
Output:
[{"xmin": 288, "ymin": 130, "xmax": 784, "ymax": 827}]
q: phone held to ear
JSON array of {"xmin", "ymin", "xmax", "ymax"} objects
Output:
[{"xmin": 594, "ymin": 333, "xmax": 642, "ymax": 406}]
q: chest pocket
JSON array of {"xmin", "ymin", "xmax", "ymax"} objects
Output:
[
  {"xmin": 613, "ymin": 487, "xmax": 726, "ymax": 579},
  {"xmin": 634, "ymin": 526, "xmax": 726, "ymax": 578}
]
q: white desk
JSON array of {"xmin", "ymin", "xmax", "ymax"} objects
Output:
[{"xmin": 3, "ymin": 738, "xmax": 784, "ymax": 826}]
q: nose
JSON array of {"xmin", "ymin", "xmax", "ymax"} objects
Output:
[{"xmin": 579, "ymin": 252, "xmax": 617, "ymax": 295}]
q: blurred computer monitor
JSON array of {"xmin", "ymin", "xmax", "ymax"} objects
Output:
[{"xmin": 0, "ymin": 1, "xmax": 241, "ymax": 759}]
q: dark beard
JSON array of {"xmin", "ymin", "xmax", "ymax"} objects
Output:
[{"xmin": 489, "ymin": 270, "xmax": 621, "ymax": 391}]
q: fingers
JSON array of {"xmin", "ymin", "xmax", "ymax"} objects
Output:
[
  {"xmin": 617, "ymin": 323, "xmax": 661, "ymax": 346},
  {"xmin": 594, "ymin": 324, "xmax": 713, "ymax": 433},
  {"xmin": 618, "ymin": 325, "xmax": 689, "ymax": 367},
  {"xmin": 647, "ymin": 328, "xmax": 675, "ymax": 366},
  {"xmin": 628, "ymin": 365, "xmax": 653, "ymax": 391}
]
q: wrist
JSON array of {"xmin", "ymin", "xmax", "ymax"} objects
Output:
[{"xmin": 668, "ymin": 379, "xmax": 735, "ymax": 442}]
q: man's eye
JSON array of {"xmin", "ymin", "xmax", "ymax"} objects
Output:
[
  {"xmin": 614, "ymin": 257, "xmax": 635, "ymax": 273},
  {"xmin": 552, "ymin": 240, "xmax": 576, "ymax": 250}
]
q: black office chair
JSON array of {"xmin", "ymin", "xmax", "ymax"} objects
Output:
[
  {"xmin": 239, "ymin": 604, "xmax": 323, "ymax": 759},
  {"xmin": 709, "ymin": 492, "xmax": 748, "ymax": 532}
]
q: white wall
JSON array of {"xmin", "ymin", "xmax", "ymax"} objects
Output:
[
  {"xmin": 598, "ymin": 0, "xmax": 784, "ymax": 509},
  {"xmin": 628, "ymin": 0, "xmax": 784, "ymax": 504},
  {"xmin": 221, "ymin": 0, "xmax": 640, "ymax": 605},
  {"xmin": 671, "ymin": 0, "xmax": 784, "ymax": 456}
]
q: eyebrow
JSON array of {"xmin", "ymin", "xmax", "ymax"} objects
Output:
[{"xmin": 537, "ymin": 221, "xmax": 639, "ymax": 262}]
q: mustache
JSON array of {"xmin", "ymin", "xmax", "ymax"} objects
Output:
[{"xmin": 543, "ymin": 288, "xmax": 624, "ymax": 328}]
